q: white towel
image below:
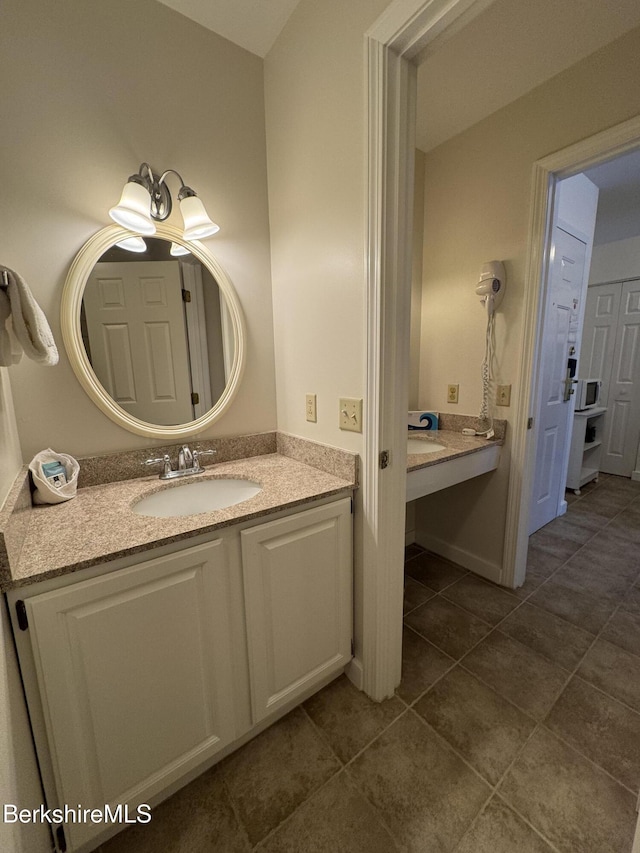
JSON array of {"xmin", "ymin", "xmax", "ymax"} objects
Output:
[
  {"xmin": 0, "ymin": 267, "xmax": 58, "ymax": 366},
  {"xmin": 0, "ymin": 287, "xmax": 22, "ymax": 366}
]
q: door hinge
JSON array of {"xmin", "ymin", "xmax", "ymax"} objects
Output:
[
  {"xmin": 15, "ymin": 600, "xmax": 28, "ymax": 631},
  {"xmin": 527, "ymin": 417, "xmax": 534, "ymax": 429},
  {"xmin": 56, "ymin": 825, "xmax": 67, "ymax": 852},
  {"xmin": 191, "ymin": 391, "xmax": 200, "ymax": 405},
  {"xmin": 379, "ymin": 450, "xmax": 389, "ymax": 469},
  {"xmin": 182, "ymin": 289, "xmax": 191, "ymax": 302}
]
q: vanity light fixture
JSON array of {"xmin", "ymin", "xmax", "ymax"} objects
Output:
[
  {"xmin": 115, "ymin": 235, "xmax": 147, "ymax": 253},
  {"xmin": 170, "ymin": 242, "xmax": 191, "ymax": 257},
  {"xmin": 109, "ymin": 163, "xmax": 220, "ymax": 240}
]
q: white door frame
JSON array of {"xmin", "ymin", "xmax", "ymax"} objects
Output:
[
  {"xmin": 503, "ymin": 114, "xmax": 640, "ymax": 588},
  {"xmin": 364, "ymin": 0, "xmax": 640, "ymax": 697},
  {"xmin": 362, "ymin": 0, "xmax": 498, "ymax": 700}
]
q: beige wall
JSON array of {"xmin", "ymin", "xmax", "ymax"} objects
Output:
[
  {"xmin": 264, "ymin": 0, "xmax": 390, "ymax": 452},
  {"xmin": 1, "ymin": 0, "xmax": 276, "ymax": 460},
  {"xmin": 414, "ymin": 25, "xmax": 640, "ymax": 577},
  {"xmin": 590, "ymin": 235, "xmax": 640, "ymax": 283}
]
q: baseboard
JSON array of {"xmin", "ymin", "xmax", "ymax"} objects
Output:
[
  {"xmin": 633, "ymin": 470, "xmax": 640, "ymax": 482},
  {"xmin": 558, "ymin": 499, "xmax": 568, "ymax": 516},
  {"xmin": 415, "ymin": 531, "xmax": 502, "ymax": 585},
  {"xmin": 345, "ymin": 656, "xmax": 364, "ymax": 690}
]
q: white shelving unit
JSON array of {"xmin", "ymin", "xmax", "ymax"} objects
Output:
[{"xmin": 566, "ymin": 406, "xmax": 607, "ymax": 494}]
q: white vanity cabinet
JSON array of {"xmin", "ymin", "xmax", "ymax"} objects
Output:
[
  {"xmin": 7, "ymin": 495, "xmax": 353, "ymax": 853},
  {"xmin": 241, "ymin": 498, "xmax": 353, "ymax": 722},
  {"xmin": 10, "ymin": 539, "xmax": 237, "ymax": 852}
]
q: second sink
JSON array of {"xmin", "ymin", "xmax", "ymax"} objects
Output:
[
  {"xmin": 133, "ymin": 478, "xmax": 262, "ymax": 518},
  {"xmin": 407, "ymin": 438, "xmax": 446, "ymax": 454}
]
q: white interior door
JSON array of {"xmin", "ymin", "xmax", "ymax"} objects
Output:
[
  {"xmin": 600, "ymin": 279, "xmax": 640, "ymax": 476},
  {"xmin": 580, "ymin": 282, "xmax": 620, "ymax": 396},
  {"xmin": 84, "ymin": 261, "xmax": 194, "ymax": 424},
  {"xmin": 530, "ymin": 227, "xmax": 587, "ymax": 533}
]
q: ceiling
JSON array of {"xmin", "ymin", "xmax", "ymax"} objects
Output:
[
  {"xmin": 584, "ymin": 150, "xmax": 640, "ymax": 245},
  {"xmin": 155, "ymin": 0, "xmax": 302, "ymax": 57},
  {"xmin": 416, "ymin": 0, "xmax": 640, "ymax": 153}
]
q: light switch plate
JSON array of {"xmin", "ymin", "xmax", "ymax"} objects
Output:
[
  {"xmin": 339, "ymin": 397, "xmax": 363, "ymax": 432},
  {"xmin": 305, "ymin": 393, "xmax": 317, "ymax": 422}
]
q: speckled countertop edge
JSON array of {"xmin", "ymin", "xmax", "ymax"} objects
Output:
[
  {"xmin": 4, "ymin": 454, "xmax": 355, "ymax": 591},
  {"xmin": 407, "ymin": 429, "xmax": 504, "ymax": 472}
]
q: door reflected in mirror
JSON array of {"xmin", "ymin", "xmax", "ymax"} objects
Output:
[{"xmin": 81, "ymin": 238, "xmax": 233, "ymax": 426}]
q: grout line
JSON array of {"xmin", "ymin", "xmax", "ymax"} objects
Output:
[{"xmin": 539, "ymin": 720, "xmax": 639, "ymax": 798}]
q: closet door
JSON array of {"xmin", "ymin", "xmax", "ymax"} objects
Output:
[
  {"xmin": 580, "ymin": 282, "xmax": 620, "ymax": 405},
  {"xmin": 601, "ymin": 279, "xmax": 640, "ymax": 476}
]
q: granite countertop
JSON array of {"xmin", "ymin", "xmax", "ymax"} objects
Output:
[
  {"xmin": 4, "ymin": 452, "xmax": 355, "ymax": 590},
  {"xmin": 407, "ymin": 429, "xmax": 504, "ymax": 472}
]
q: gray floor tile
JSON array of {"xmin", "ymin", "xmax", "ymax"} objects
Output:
[
  {"xmin": 500, "ymin": 727, "xmax": 637, "ymax": 853},
  {"xmin": 576, "ymin": 488, "xmax": 634, "ymax": 518},
  {"xmin": 256, "ymin": 773, "xmax": 400, "ymax": 853},
  {"xmin": 529, "ymin": 577, "xmax": 618, "ymax": 634},
  {"xmin": 499, "ymin": 602, "xmax": 595, "ymax": 671},
  {"xmin": 404, "ymin": 596, "xmax": 492, "ymax": 659},
  {"xmin": 601, "ymin": 608, "xmax": 640, "ymax": 657},
  {"xmin": 620, "ymin": 585, "xmax": 640, "ymax": 616},
  {"xmin": 302, "ymin": 674, "xmax": 404, "ymax": 764},
  {"xmin": 552, "ymin": 560, "xmax": 633, "ymax": 602},
  {"xmin": 220, "ymin": 707, "xmax": 340, "ymax": 845},
  {"xmin": 414, "ymin": 666, "xmax": 535, "ymax": 785},
  {"xmin": 578, "ymin": 638, "xmax": 640, "ymax": 713},
  {"xmin": 524, "ymin": 544, "xmax": 565, "ymax": 580},
  {"xmin": 404, "ymin": 575, "xmax": 435, "ymax": 615},
  {"xmin": 99, "ymin": 766, "xmax": 251, "ymax": 853},
  {"xmin": 441, "ymin": 574, "xmax": 520, "ymax": 626},
  {"xmin": 397, "ymin": 626, "xmax": 453, "ymax": 704},
  {"xmin": 405, "ymin": 551, "xmax": 467, "ymax": 591},
  {"xmin": 545, "ymin": 676, "xmax": 640, "ymax": 792},
  {"xmin": 462, "ymin": 631, "xmax": 567, "ymax": 720},
  {"xmin": 456, "ymin": 796, "xmax": 555, "ymax": 853},
  {"xmin": 348, "ymin": 711, "xmax": 490, "ymax": 853}
]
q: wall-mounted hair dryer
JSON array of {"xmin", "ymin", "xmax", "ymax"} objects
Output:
[{"xmin": 476, "ymin": 261, "xmax": 506, "ymax": 315}]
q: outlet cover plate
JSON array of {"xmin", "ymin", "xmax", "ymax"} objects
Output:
[
  {"xmin": 497, "ymin": 384, "xmax": 511, "ymax": 407},
  {"xmin": 339, "ymin": 397, "xmax": 363, "ymax": 432},
  {"xmin": 306, "ymin": 393, "xmax": 317, "ymax": 422},
  {"xmin": 447, "ymin": 384, "xmax": 459, "ymax": 404}
]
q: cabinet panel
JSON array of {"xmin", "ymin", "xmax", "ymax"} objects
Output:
[
  {"xmin": 24, "ymin": 540, "xmax": 235, "ymax": 851},
  {"xmin": 241, "ymin": 498, "xmax": 352, "ymax": 723}
]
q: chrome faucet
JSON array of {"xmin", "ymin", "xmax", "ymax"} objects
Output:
[{"xmin": 143, "ymin": 446, "xmax": 217, "ymax": 480}]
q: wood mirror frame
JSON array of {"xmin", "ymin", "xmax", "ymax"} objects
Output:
[{"xmin": 61, "ymin": 223, "xmax": 246, "ymax": 439}]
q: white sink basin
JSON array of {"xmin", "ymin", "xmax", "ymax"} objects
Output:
[
  {"xmin": 133, "ymin": 478, "xmax": 262, "ymax": 518},
  {"xmin": 407, "ymin": 438, "xmax": 446, "ymax": 454}
]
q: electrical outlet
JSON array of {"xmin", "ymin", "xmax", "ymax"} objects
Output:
[
  {"xmin": 305, "ymin": 393, "xmax": 317, "ymax": 422},
  {"xmin": 339, "ymin": 397, "xmax": 363, "ymax": 432},
  {"xmin": 497, "ymin": 384, "xmax": 511, "ymax": 406},
  {"xmin": 447, "ymin": 384, "xmax": 459, "ymax": 404}
]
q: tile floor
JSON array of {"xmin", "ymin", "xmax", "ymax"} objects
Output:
[{"xmin": 99, "ymin": 474, "xmax": 640, "ymax": 852}]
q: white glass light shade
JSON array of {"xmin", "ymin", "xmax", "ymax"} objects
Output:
[
  {"xmin": 109, "ymin": 181, "xmax": 156, "ymax": 235},
  {"xmin": 115, "ymin": 236, "xmax": 147, "ymax": 253},
  {"xmin": 180, "ymin": 195, "xmax": 220, "ymax": 240},
  {"xmin": 170, "ymin": 241, "xmax": 191, "ymax": 257}
]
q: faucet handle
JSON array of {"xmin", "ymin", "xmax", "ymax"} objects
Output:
[
  {"xmin": 193, "ymin": 448, "xmax": 216, "ymax": 471},
  {"xmin": 142, "ymin": 454, "xmax": 172, "ymax": 478}
]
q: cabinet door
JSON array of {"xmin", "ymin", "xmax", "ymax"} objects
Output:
[
  {"xmin": 241, "ymin": 498, "xmax": 352, "ymax": 723},
  {"xmin": 24, "ymin": 540, "xmax": 235, "ymax": 851}
]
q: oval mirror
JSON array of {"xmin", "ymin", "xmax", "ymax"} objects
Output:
[{"xmin": 61, "ymin": 224, "xmax": 246, "ymax": 439}]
